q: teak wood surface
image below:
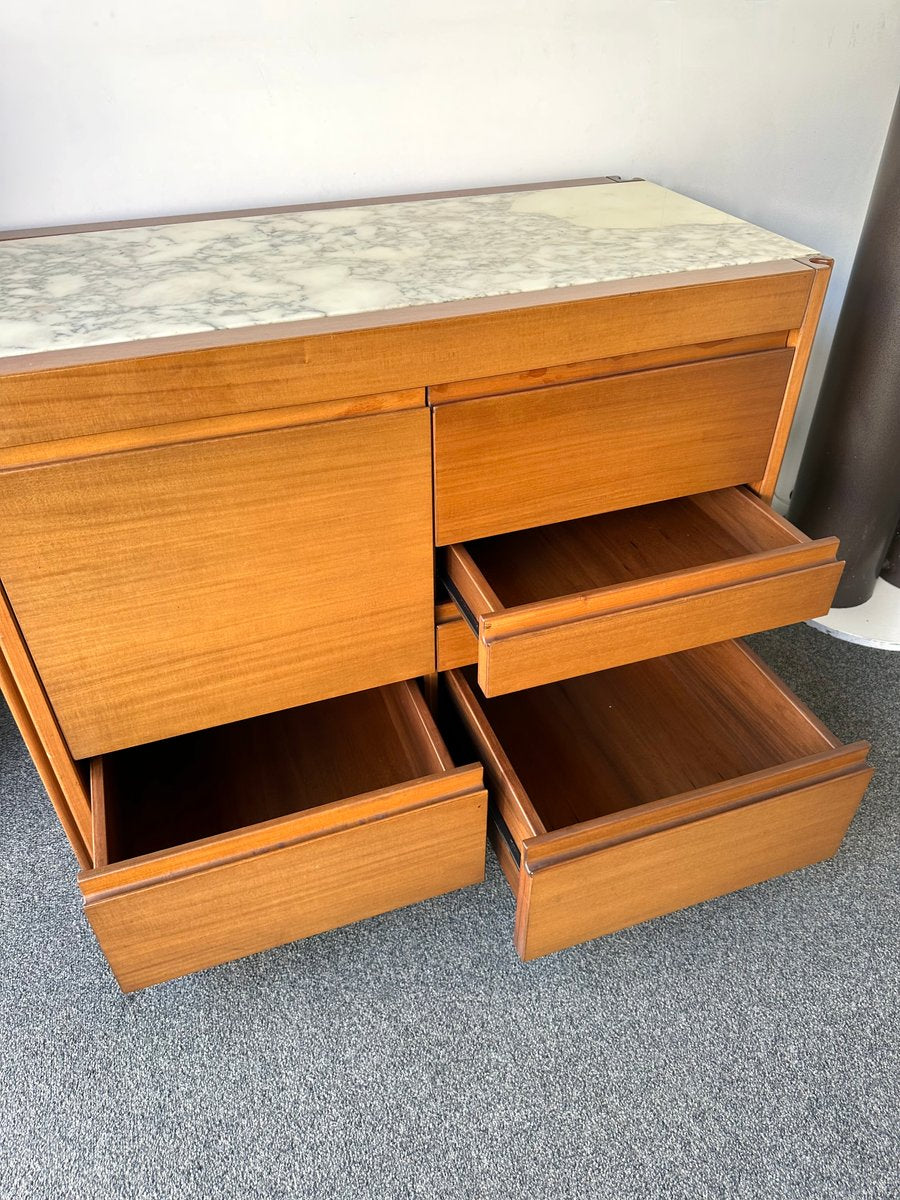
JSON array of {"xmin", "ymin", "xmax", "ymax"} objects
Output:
[
  {"xmin": 81, "ymin": 681, "xmax": 487, "ymax": 990},
  {"xmin": 435, "ymin": 601, "xmax": 479, "ymax": 672},
  {"xmin": 0, "ymin": 406, "xmax": 435, "ymax": 757},
  {"xmin": 753, "ymin": 257, "xmax": 833, "ymax": 500},
  {"xmin": 446, "ymin": 641, "xmax": 871, "ymax": 959},
  {"xmin": 433, "ymin": 349, "xmax": 795, "ymax": 544},
  {"xmin": 445, "ymin": 487, "xmax": 842, "ymax": 694}
]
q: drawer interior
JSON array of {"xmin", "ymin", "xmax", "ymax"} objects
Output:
[
  {"xmin": 92, "ymin": 682, "xmax": 451, "ymax": 865},
  {"xmin": 458, "ymin": 487, "xmax": 815, "ymax": 609},
  {"xmin": 457, "ymin": 640, "xmax": 841, "ymax": 834}
]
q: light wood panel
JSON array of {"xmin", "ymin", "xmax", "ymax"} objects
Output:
[
  {"xmin": 753, "ymin": 256, "xmax": 833, "ymax": 500},
  {"xmin": 84, "ymin": 776, "xmax": 486, "ymax": 991},
  {"xmin": 435, "ymin": 601, "xmax": 479, "ymax": 671},
  {"xmin": 0, "ymin": 408, "xmax": 435, "ymax": 757},
  {"xmin": 0, "ymin": 264, "xmax": 812, "ymax": 445},
  {"xmin": 517, "ymin": 766, "xmax": 870, "ymax": 959},
  {"xmin": 446, "ymin": 640, "xmax": 871, "ymax": 959},
  {"xmin": 0, "ymin": 583, "xmax": 92, "ymax": 862},
  {"xmin": 428, "ymin": 330, "xmax": 790, "ymax": 404},
  {"xmin": 0, "ymin": 388, "xmax": 424, "ymax": 471},
  {"xmin": 446, "ymin": 487, "xmax": 842, "ymax": 694},
  {"xmin": 91, "ymin": 682, "xmax": 452, "ymax": 864},
  {"xmin": 434, "ymin": 350, "xmax": 795, "ymax": 544}
]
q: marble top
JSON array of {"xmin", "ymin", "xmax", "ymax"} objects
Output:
[{"xmin": 0, "ymin": 180, "xmax": 816, "ymax": 360}]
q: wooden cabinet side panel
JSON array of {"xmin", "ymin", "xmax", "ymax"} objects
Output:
[
  {"xmin": 84, "ymin": 787, "xmax": 487, "ymax": 992},
  {"xmin": 0, "ymin": 408, "xmax": 436, "ymax": 757},
  {"xmin": 753, "ymin": 257, "xmax": 832, "ymax": 500},
  {"xmin": 517, "ymin": 767, "xmax": 871, "ymax": 960},
  {"xmin": 0, "ymin": 583, "xmax": 92, "ymax": 863}
]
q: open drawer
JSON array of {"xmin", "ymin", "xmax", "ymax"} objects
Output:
[
  {"xmin": 79, "ymin": 681, "xmax": 487, "ymax": 991},
  {"xmin": 444, "ymin": 486, "xmax": 843, "ymax": 695},
  {"xmin": 446, "ymin": 641, "xmax": 871, "ymax": 960}
]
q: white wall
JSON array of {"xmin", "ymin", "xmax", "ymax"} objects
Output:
[{"xmin": 2, "ymin": 1, "xmax": 899, "ymax": 500}]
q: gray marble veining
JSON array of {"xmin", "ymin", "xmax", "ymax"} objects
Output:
[{"xmin": 0, "ymin": 181, "xmax": 816, "ymax": 358}]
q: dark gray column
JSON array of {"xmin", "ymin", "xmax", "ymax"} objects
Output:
[{"xmin": 788, "ymin": 89, "xmax": 900, "ymax": 607}]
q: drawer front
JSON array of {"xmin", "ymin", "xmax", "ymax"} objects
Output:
[
  {"xmin": 83, "ymin": 771, "xmax": 487, "ymax": 992},
  {"xmin": 511, "ymin": 769, "xmax": 869, "ymax": 959},
  {"xmin": 0, "ymin": 407, "xmax": 434, "ymax": 757},
  {"xmin": 433, "ymin": 349, "xmax": 794, "ymax": 544},
  {"xmin": 446, "ymin": 488, "xmax": 843, "ymax": 695}
]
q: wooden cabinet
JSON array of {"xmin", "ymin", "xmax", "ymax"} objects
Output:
[{"xmin": 0, "ymin": 177, "xmax": 869, "ymax": 989}]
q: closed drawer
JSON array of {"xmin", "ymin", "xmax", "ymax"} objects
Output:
[
  {"xmin": 0, "ymin": 403, "xmax": 434, "ymax": 757},
  {"xmin": 444, "ymin": 486, "xmax": 842, "ymax": 695},
  {"xmin": 80, "ymin": 680, "xmax": 487, "ymax": 991},
  {"xmin": 446, "ymin": 641, "xmax": 871, "ymax": 960},
  {"xmin": 432, "ymin": 349, "xmax": 794, "ymax": 544}
]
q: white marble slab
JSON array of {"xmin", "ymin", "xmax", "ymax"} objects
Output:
[{"xmin": 0, "ymin": 181, "xmax": 816, "ymax": 359}]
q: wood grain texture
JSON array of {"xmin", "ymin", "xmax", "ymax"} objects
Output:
[
  {"xmin": 81, "ymin": 678, "xmax": 486, "ymax": 990},
  {"xmin": 0, "ymin": 582, "xmax": 92, "ymax": 861},
  {"xmin": 84, "ymin": 779, "xmax": 487, "ymax": 991},
  {"xmin": 753, "ymin": 257, "xmax": 833, "ymax": 501},
  {"xmin": 0, "ymin": 388, "xmax": 424, "ymax": 471},
  {"xmin": 434, "ymin": 349, "xmax": 795, "ymax": 544},
  {"xmin": 516, "ymin": 765, "xmax": 870, "ymax": 959},
  {"xmin": 522, "ymin": 743, "xmax": 870, "ymax": 868},
  {"xmin": 0, "ymin": 408, "xmax": 435, "ymax": 757},
  {"xmin": 443, "ymin": 668, "xmax": 543, "ymax": 848},
  {"xmin": 0, "ymin": 264, "xmax": 812, "ymax": 444},
  {"xmin": 0, "ymin": 633, "xmax": 91, "ymax": 866},
  {"xmin": 435, "ymin": 601, "xmax": 479, "ymax": 671},
  {"xmin": 488, "ymin": 817, "xmax": 521, "ymax": 893},
  {"xmin": 446, "ymin": 488, "xmax": 842, "ymax": 693},
  {"xmin": 478, "ymin": 563, "xmax": 842, "ymax": 694},
  {"xmin": 428, "ymin": 331, "xmax": 790, "ymax": 404}
]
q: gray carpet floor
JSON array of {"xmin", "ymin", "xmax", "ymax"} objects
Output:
[{"xmin": 1, "ymin": 623, "xmax": 897, "ymax": 1200}]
